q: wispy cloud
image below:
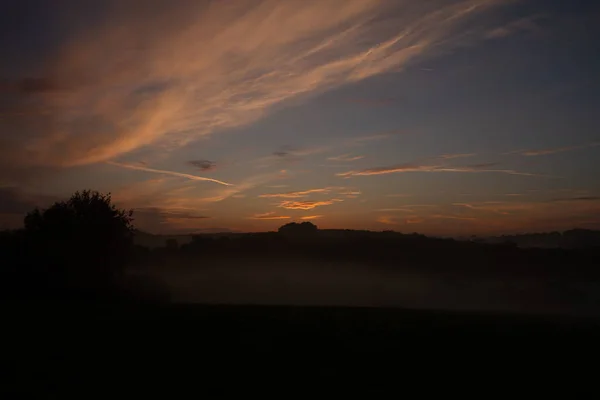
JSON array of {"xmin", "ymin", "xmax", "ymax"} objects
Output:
[
  {"xmin": 518, "ymin": 146, "xmax": 579, "ymax": 156},
  {"xmin": 375, "ymin": 208, "xmax": 417, "ymax": 212},
  {"xmin": 338, "ymin": 163, "xmax": 435, "ymax": 177},
  {"xmin": 508, "ymin": 142, "xmax": 599, "ymax": 156},
  {"xmin": 132, "ymin": 207, "xmax": 212, "ymax": 233},
  {"xmin": 338, "ymin": 190, "xmax": 361, "ymax": 199},
  {"xmin": 3, "ymin": 0, "xmax": 514, "ymax": 169},
  {"xmin": 264, "ymin": 131, "xmax": 400, "ymax": 168},
  {"xmin": 345, "ymin": 131, "xmax": 407, "ymax": 147},
  {"xmin": 377, "ymin": 214, "xmax": 424, "ymax": 225},
  {"xmin": 256, "ymin": 145, "xmax": 330, "ymax": 167},
  {"xmin": 431, "ymin": 214, "xmax": 476, "ymax": 221},
  {"xmin": 106, "ymin": 161, "xmax": 232, "ymax": 186},
  {"xmin": 260, "ymin": 186, "xmax": 357, "ymax": 199},
  {"xmin": 551, "ymin": 196, "xmax": 600, "ymax": 202},
  {"xmin": 442, "ymin": 197, "xmax": 600, "ymax": 233},
  {"xmin": 328, "ymin": 154, "xmax": 365, "ymax": 162},
  {"xmin": 259, "ymin": 187, "xmax": 333, "ymax": 198},
  {"xmin": 277, "ymin": 199, "xmax": 342, "ymax": 210},
  {"xmin": 377, "ymin": 216, "xmax": 398, "ymax": 225},
  {"xmin": 337, "ymin": 161, "xmax": 538, "ymax": 177},
  {"xmin": 346, "ymin": 97, "xmax": 398, "ymax": 107},
  {"xmin": 249, "ymin": 212, "xmax": 290, "ymax": 220},
  {"xmin": 486, "ymin": 15, "xmax": 544, "ymax": 39},
  {"xmin": 198, "ymin": 170, "xmax": 288, "ymax": 202},
  {"xmin": 439, "ymin": 153, "xmax": 476, "ymax": 159},
  {"xmin": 112, "ymin": 179, "xmax": 223, "ymax": 223},
  {"xmin": 452, "ymin": 202, "xmax": 512, "ymax": 215},
  {"xmin": 300, "ymin": 215, "xmax": 323, "ymax": 220},
  {"xmin": 272, "ymin": 145, "xmax": 328, "ymax": 159},
  {"xmin": 135, "ymin": 207, "xmax": 210, "ymax": 221},
  {"xmin": 452, "ymin": 201, "xmax": 532, "ymax": 215}
]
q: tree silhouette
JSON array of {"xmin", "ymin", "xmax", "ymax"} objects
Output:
[
  {"xmin": 165, "ymin": 238, "xmax": 179, "ymax": 251},
  {"xmin": 19, "ymin": 190, "xmax": 135, "ymax": 300},
  {"xmin": 278, "ymin": 221, "xmax": 318, "ymax": 237}
]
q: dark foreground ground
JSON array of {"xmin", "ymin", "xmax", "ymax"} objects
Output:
[{"xmin": 3, "ymin": 303, "xmax": 600, "ymax": 395}]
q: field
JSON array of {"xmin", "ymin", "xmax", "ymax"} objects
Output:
[{"xmin": 128, "ymin": 255, "xmax": 600, "ymax": 316}]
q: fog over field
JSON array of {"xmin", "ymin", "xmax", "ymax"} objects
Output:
[{"xmin": 130, "ymin": 260, "xmax": 600, "ymax": 316}]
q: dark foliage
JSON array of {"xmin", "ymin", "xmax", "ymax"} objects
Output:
[
  {"xmin": 23, "ymin": 190, "xmax": 134, "ymax": 279},
  {"xmin": 151, "ymin": 224, "xmax": 600, "ymax": 285},
  {"xmin": 165, "ymin": 238, "xmax": 179, "ymax": 251},
  {"xmin": 278, "ymin": 221, "xmax": 318, "ymax": 237},
  {"xmin": 1, "ymin": 190, "xmax": 168, "ymax": 304},
  {"xmin": 482, "ymin": 229, "xmax": 600, "ymax": 249}
]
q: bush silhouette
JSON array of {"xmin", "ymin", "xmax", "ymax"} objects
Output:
[
  {"xmin": 13, "ymin": 190, "xmax": 135, "ymax": 302},
  {"xmin": 278, "ymin": 222, "xmax": 318, "ymax": 236},
  {"xmin": 165, "ymin": 238, "xmax": 179, "ymax": 251}
]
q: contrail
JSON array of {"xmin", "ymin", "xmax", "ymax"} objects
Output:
[{"xmin": 106, "ymin": 161, "xmax": 233, "ymax": 186}]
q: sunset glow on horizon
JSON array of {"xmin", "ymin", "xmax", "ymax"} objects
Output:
[{"xmin": 1, "ymin": 0, "xmax": 599, "ymax": 236}]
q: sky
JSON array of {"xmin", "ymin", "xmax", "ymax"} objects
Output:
[{"xmin": 1, "ymin": 0, "xmax": 599, "ymax": 236}]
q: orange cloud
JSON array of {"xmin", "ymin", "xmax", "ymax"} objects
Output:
[
  {"xmin": 452, "ymin": 202, "xmax": 531, "ymax": 215},
  {"xmin": 377, "ymin": 216, "xmax": 397, "ymax": 225},
  {"xmin": 452, "ymin": 198, "xmax": 600, "ymax": 233},
  {"xmin": 431, "ymin": 214, "xmax": 476, "ymax": 221},
  {"xmin": 260, "ymin": 186, "xmax": 358, "ymax": 199},
  {"xmin": 338, "ymin": 190, "xmax": 361, "ymax": 197},
  {"xmin": 259, "ymin": 188, "xmax": 333, "ymax": 198},
  {"xmin": 112, "ymin": 171, "xmax": 284, "ymax": 219},
  {"xmin": 337, "ymin": 162, "xmax": 538, "ymax": 177},
  {"xmin": 439, "ymin": 153, "xmax": 476, "ymax": 159},
  {"xmin": 249, "ymin": 212, "xmax": 290, "ymax": 220},
  {"xmin": 376, "ymin": 208, "xmax": 416, "ymax": 213},
  {"xmin": 278, "ymin": 199, "xmax": 342, "ymax": 210},
  {"xmin": 300, "ymin": 215, "xmax": 323, "ymax": 220},
  {"xmin": 328, "ymin": 154, "xmax": 364, "ymax": 162},
  {"xmin": 378, "ymin": 214, "xmax": 426, "ymax": 225},
  {"xmin": 507, "ymin": 142, "xmax": 599, "ymax": 156},
  {"xmin": 4, "ymin": 0, "xmax": 513, "ymax": 169},
  {"xmin": 106, "ymin": 161, "xmax": 232, "ymax": 186},
  {"xmin": 197, "ymin": 170, "xmax": 288, "ymax": 202}
]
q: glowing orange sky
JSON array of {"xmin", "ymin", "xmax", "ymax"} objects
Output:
[{"xmin": 1, "ymin": 0, "xmax": 599, "ymax": 235}]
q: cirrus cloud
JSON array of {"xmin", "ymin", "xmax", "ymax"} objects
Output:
[
  {"xmin": 259, "ymin": 188, "xmax": 333, "ymax": 198},
  {"xmin": 337, "ymin": 161, "xmax": 539, "ymax": 177},
  {"xmin": 508, "ymin": 142, "xmax": 600, "ymax": 157},
  {"xmin": 249, "ymin": 212, "xmax": 290, "ymax": 220},
  {"xmin": 106, "ymin": 161, "xmax": 232, "ymax": 186},
  {"xmin": 277, "ymin": 199, "xmax": 343, "ymax": 210},
  {"xmin": 1, "ymin": 0, "xmax": 517, "ymax": 172},
  {"xmin": 300, "ymin": 215, "xmax": 323, "ymax": 220},
  {"xmin": 328, "ymin": 154, "xmax": 365, "ymax": 162}
]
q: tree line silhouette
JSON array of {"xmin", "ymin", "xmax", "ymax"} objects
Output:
[
  {"xmin": 136, "ymin": 223, "xmax": 600, "ymax": 282},
  {"xmin": 2, "ymin": 189, "xmax": 600, "ymax": 305}
]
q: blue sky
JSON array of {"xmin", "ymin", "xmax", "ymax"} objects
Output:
[{"xmin": 1, "ymin": 0, "xmax": 599, "ymax": 235}]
